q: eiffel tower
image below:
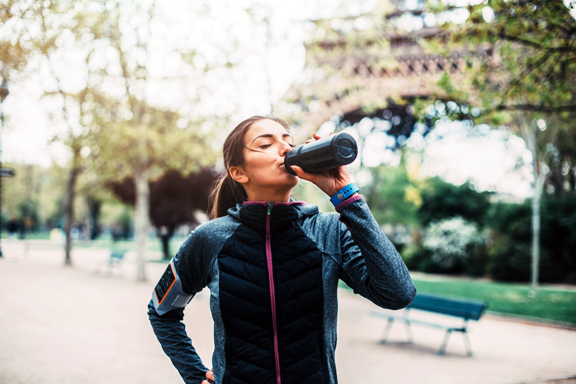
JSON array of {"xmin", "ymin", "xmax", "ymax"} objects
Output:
[{"xmin": 280, "ymin": 1, "xmax": 492, "ymax": 145}]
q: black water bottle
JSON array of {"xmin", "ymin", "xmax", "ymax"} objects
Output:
[{"xmin": 284, "ymin": 132, "xmax": 358, "ymax": 175}]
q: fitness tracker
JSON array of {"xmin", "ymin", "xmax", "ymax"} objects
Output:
[{"xmin": 330, "ymin": 182, "xmax": 360, "ymax": 208}]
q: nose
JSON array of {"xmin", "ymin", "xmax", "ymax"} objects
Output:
[{"xmin": 280, "ymin": 142, "xmax": 293, "ymax": 157}]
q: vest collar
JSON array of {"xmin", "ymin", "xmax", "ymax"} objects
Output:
[{"xmin": 226, "ymin": 198, "xmax": 319, "ymax": 228}]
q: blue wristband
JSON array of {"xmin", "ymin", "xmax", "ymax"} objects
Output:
[{"xmin": 330, "ymin": 183, "xmax": 360, "ymax": 208}]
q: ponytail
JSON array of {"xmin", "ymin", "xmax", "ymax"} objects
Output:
[{"xmin": 209, "ymin": 172, "xmax": 247, "ymax": 220}]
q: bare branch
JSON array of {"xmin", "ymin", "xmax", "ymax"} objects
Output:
[{"xmin": 496, "ymin": 103, "xmax": 576, "ymax": 113}]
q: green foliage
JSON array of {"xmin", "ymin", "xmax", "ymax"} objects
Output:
[
  {"xmin": 487, "ymin": 236, "xmax": 532, "ymax": 282},
  {"xmin": 425, "ymin": 0, "xmax": 576, "ymax": 197},
  {"xmin": 363, "ymin": 161, "xmax": 420, "ymax": 227},
  {"xmin": 418, "ymin": 176, "xmax": 492, "ymax": 227},
  {"xmin": 486, "ymin": 196, "xmax": 576, "ymax": 282},
  {"xmin": 3, "ymin": 162, "xmax": 67, "ymax": 229},
  {"xmin": 402, "ymin": 244, "xmax": 433, "ymax": 272},
  {"xmin": 91, "ymin": 97, "xmax": 215, "ymax": 183},
  {"xmin": 429, "ymin": 0, "xmax": 576, "ymax": 116},
  {"xmin": 486, "ymin": 235, "xmax": 562, "ymax": 283},
  {"xmin": 486, "ymin": 201, "xmax": 531, "ymax": 242},
  {"xmin": 541, "ymin": 196, "xmax": 576, "ymax": 276}
]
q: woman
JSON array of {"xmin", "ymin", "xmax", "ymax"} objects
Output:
[{"xmin": 148, "ymin": 116, "xmax": 416, "ymax": 384}]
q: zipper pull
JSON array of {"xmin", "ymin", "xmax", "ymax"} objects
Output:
[{"xmin": 268, "ymin": 207, "xmax": 271, "ymax": 216}]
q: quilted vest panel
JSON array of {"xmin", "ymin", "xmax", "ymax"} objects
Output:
[{"xmin": 218, "ymin": 204, "xmax": 327, "ymax": 384}]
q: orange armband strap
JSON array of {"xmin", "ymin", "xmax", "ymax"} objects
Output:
[{"xmin": 152, "ymin": 260, "xmax": 194, "ymax": 315}]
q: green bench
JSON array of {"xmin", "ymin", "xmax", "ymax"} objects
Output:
[{"xmin": 372, "ymin": 293, "xmax": 487, "ymax": 356}]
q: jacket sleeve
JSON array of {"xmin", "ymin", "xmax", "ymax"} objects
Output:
[
  {"xmin": 336, "ymin": 195, "xmax": 417, "ymax": 310},
  {"xmin": 147, "ymin": 230, "xmax": 211, "ymax": 384}
]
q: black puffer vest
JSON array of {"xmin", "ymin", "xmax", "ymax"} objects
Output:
[{"xmin": 218, "ymin": 202, "xmax": 327, "ymax": 384}]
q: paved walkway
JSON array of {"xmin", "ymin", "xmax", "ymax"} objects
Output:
[{"xmin": 1, "ymin": 240, "xmax": 575, "ymax": 384}]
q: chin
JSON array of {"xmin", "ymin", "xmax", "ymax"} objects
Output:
[
  {"xmin": 286, "ymin": 174, "xmax": 299, "ymax": 186},
  {"xmin": 273, "ymin": 177, "xmax": 298, "ymax": 192}
]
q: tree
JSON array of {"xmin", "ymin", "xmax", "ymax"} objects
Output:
[
  {"xmin": 2, "ymin": 0, "xmax": 80, "ymax": 264},
  {"xmin": 94, "ymin": 99, "xmax": 215, "ymax": 280},
  {"xmin": 0, "ymin": 0, "xmax": 35, "ymax": 81},
  {"xmin": 486, "ymin": 195, "xmax": 576, "ymax": 283},
  {"xmin": 77, "ymin": 0, "xmax": 242, "ymax": 282},
  {"xmin": 362, "ymin": 153, "xmax": 421, "ymax": 228},
  {"xmin": 35, "ymin": 1, "xmax": 117, "ymax": 266},
  {"xmin": 4, "ymin": 0, "xmax": 233, "ymax": 278},
  {"xmin": 4, "ymin": 0, "xmax": 290, "ymax": 279},
  {"xmin": 423, "ymin": 0, "xmax": 576, "ymax": 294},
  {"xmin": 418, "ymin": 176, "xmax": 492, "ymax": 227},
  {"xmin": 110, "ymin": 168, "xmax": 218, "ymax": 260}
]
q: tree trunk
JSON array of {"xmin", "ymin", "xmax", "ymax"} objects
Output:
[
  {"xmin": 158, "ymin": 227, "xmax": 175, "ymax": 260},
  {"xmin": 134, "ymin": 169, "xmax": 150, "ymax": 282},
  {"xmin": 517, "ymin": 112, "xmax": 544, "ymax": 296},
  {"xmin": 63, "ymin": 165, "xmax": 81, "ymax": 267},
  {"xmin": 90, "ymin": 200, "xmax": 101, "ymax": 240},
  {"xmin": 85, "ymin": 198, "xmax": 91, "ymax": 242},
  {"xmin": 529, "ymin": 123, "xmax": 546, "ymax": 296},
  {"xmin": 531, "ymin": 171, "xmax": 543, "ymax": 296},
  {"xmin": 160, "ymin": 233, "xmax": 169, "ymax": 260}
]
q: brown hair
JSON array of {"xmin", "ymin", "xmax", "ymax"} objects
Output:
[{"xmin": 208, "ymin": 116, "xmax": 292, "ymax": 219}]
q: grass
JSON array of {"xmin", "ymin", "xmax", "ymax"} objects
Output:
[
  {"xmin": 1, "ymin": 231, "xmax": 187, "ymax": 259},
  {"xmin": 1, "ymin": 232, "xmax": 50, "ymax": 240},
  {"xmin": 340, "ymin": 275, "xmax": 576, "ymax": 326},
  {"xmin": 73, "ymin": 237, "xmax": 187, "ymax": 256},
  {"xmin": 410, "ymin": 276, "xmax": 576, "ymax": 326}
]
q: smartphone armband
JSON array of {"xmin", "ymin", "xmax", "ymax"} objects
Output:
[{"xmin": 152, "ymin": 260, "xmax": 194, "ymax": 315}]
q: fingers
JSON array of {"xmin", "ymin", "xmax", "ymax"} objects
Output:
[
  {"xmin": 202, "ymin": 369, "xmax": 214, "ymax": 384},
  {"xmin": 290, "ymin": 165, "xmax": 315, "ymax": 183},
  {"xmin": 306, "ymin": 132, "xmax": 332, "ymax": 144}
]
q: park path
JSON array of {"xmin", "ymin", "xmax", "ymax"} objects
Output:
[{"xmin": 0, "ymin": 239, "xmax": 575, "ymax": 384}]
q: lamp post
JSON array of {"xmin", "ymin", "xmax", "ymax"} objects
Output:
[{"xmin": 0, "ymin": 79, "xmax": 9, "ymax": 258}]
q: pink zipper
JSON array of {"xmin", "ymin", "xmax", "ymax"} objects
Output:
[{"xmin": 266, "ymin": 205, "xmax": 281, "ymax": 384}]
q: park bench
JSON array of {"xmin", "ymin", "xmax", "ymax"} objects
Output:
[
  {"xmin": 95, "ymin": 249, "xmax": 126, "ymax": 276},
  {"xmin": 372, "ymin": 293, "xmax": 487, "ymax": 356},
  {"xmin": 108, "ymin": 250, "xmax": 125, "ymax": 269}
]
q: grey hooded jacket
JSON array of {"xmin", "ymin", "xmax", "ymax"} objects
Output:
[{"xmin": 148, "ymin": 195, "xmax": 416, "ymax": 384}]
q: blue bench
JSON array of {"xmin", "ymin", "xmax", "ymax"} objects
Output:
[
  {"xmin": 96, "ymin": 249, "xmax": 126, "ymax": 276},
  {"xmin": 94, "ymin": 250, "xmax": 127, "ymax": 276},
  {"xmin": 108, "ymin": 250, "xmax": 125, "ymax": 268},
  {"xmin": 372, "ymin": 293, "xmax": 487, "ymax": 356}
]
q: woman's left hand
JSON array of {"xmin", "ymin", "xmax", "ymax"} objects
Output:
[
  {"xmin": 202, "ymin": 369, "xmax": 215, "ymax": 384},
  {"xmin": 290, "ymin": 133, "xmax": 355, "ymax": 197}
]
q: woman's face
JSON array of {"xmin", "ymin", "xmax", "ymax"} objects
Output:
[{"xmin": 234, "ymin": 119, "xmax": 299, "ymax": 196}]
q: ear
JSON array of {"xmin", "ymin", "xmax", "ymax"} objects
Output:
[{"xmin": 229, "ymin": 166, "xmax": 249, "ymax": 185}]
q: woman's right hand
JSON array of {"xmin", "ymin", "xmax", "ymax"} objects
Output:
[
  {"xmin": 292, "ymin": 133, "xmax": 355, "ymax": 198},
  {"xmin": 202, "ymin": 369, "xmax": 215, "ymax": 384}
]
